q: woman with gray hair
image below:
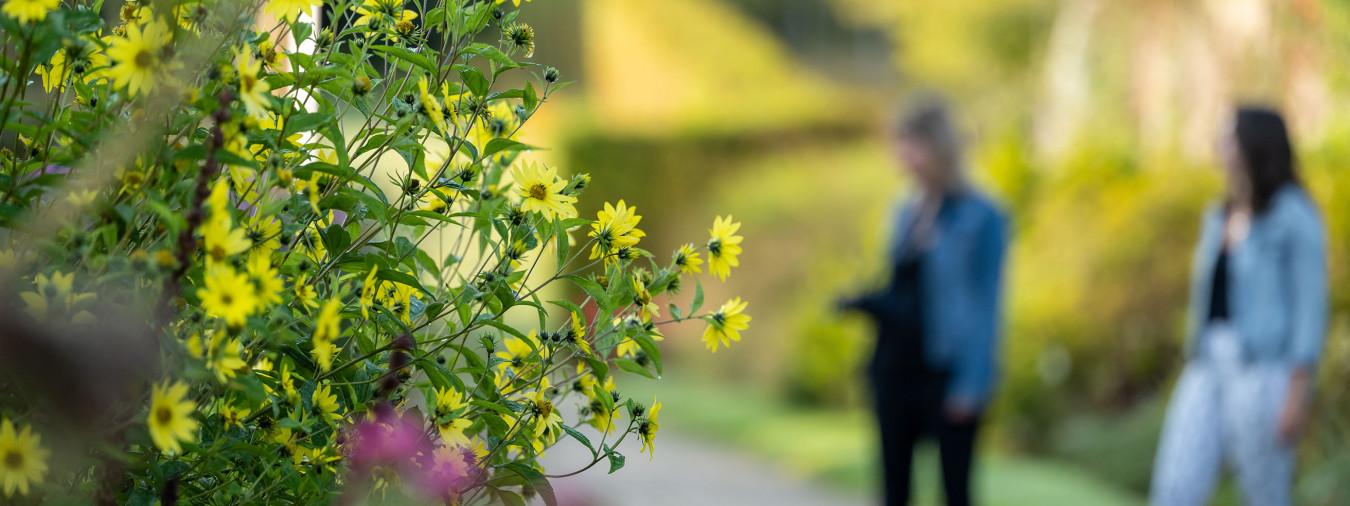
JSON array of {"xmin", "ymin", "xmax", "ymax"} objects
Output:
[{"xmin": 840, "ymin": 97, "xmax": 1008, "ymax": 506}]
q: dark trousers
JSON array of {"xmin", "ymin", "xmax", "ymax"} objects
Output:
[{"xmin": 873, "ymin": 374, "xmax": 979, "ymax": 506}]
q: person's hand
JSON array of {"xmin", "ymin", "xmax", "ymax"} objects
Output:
[
  {"xmin": 944, "ymin": 398, "xmax": 977, "ymax": 425},
  {"xmin": 1278, "ymin": 369, "xmax": 1311, "ymax": 445}
]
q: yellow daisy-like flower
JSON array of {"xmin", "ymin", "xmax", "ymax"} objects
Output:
[
  {"xmin": 493, "ymin": 0, "xmax": 531, "ymax": 7},
  {"xmin": 588, "ymin": 200, "xmax": 645, "ymax": 263},
  {"xmin": 246, "ymin": 253, "xmax": 283, "ymax": 308},
  {"xmin": 147, "ymin": 380, "xmax": 198, "ymax": 454},
  {"xmin": 2, "ymin": 0, "xmax": 59, "ymax": 24},
  {"xmin": 0, "ymin": 418, "xmax": 49, "ymax": 497},
  {"xmin": 352, "ymin": 0, "xmax": 415, "ymax": 27},
  {"xmin": 262, "ymin": 0, "xmax": 319, "ymax": 23},
  {"xmin": 312, "ymin": 384, "xmax": 343, "ymax": 423},
  {"xmin": 438, "ymin": 418, "xmax": 473, "ymax": 448},
  {"xmin": 312, "ymin": 298, "xmax": 342, "ymax": 372},
  {"xmin": 201, "ymin": 219, "xmax": 252, "ymax": 264},
  {"xmin": 233, "ymin": 47, "xmax": 271, "ymax": 117},
  {"xmin": 637, "ymin": 399, "xmax": 661, "ymax": 459},
  {"xmin": 495, "ymin": 332, "xmax": 540, "ymax": 377},
  {"xmin": 418, "ymin": 77, "xmax": 448, "ymax": 135},
  {"xmin": 706, "ymin": 215, "xmax": 743, "ymax": 281},
  {"xmin": 197, "ymin": 265, "xmax": 258, "ymax": 327},
  {"xmin": 674, "ymin": 243, "xmax": 703, "ymax": 274},
  {"xmin": 218, "ymin": 401, "xmax": 249, "ymax": 429},
  {"xmin": 702, "ymin": 297, "xmax": 750, "ymax": 353},
  {"xmin": 359, "ymin": 265, "xmax": 378, "ymax": 319},
  {"xmin": 293, "ymin": 274, "xmax": 320, "ymax": 310},
  {"xmin": 106, "ymin": 19, "xmax": 172, "ymax": 97},
  {"xmin": 512, "ymin": 162, "xmax": 576, "ymax": 220},
  {"xmin": 568, "ymin": 311, "xmax": 593, "ymax": 356}
]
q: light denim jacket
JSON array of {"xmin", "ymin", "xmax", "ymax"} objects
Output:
[
  {"xmin": 889, "ymin": 189, "xmax": 1009, "ymax": 408},
  {"xmin": 1185, "ymin": 184, "xmax": 1327, "ymax": 368}
]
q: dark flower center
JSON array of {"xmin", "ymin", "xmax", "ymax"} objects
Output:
[
  {"xmin": 135, "ymin": 49, "xmax": 155, "ymax": 68},
  {"xmin": 527, "ymin": 183, "xmax": 549, "ymax": 201},
  {"xmin": 156, "ymin": 406, "xmax": 173, "ymax": 424},
  {"xmin": 3, "ymin": 450, "xmax": 22, "ymax": 470}
]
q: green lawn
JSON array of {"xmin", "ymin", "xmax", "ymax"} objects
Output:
[{"xmin": 623, "ymin": 375, "xmax": 1144, "ymax": 506}]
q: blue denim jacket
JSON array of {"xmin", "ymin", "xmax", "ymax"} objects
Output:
[
  {"xmin": 1186, "ymin": 185, "xmax": 1327, "ymax": 368},
  {"xmin": 889, "ymin": 189, "xmax": 1009, "ymax": 407}
]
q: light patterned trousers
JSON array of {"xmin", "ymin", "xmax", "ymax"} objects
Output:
[{"xmin": 1150, "ymin": 324, "xmax": 1293, "ymax": 506}]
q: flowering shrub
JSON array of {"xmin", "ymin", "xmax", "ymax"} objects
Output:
[{"xmin": 0, "ymin": 0, "xmax": 750, "ymax": 503}]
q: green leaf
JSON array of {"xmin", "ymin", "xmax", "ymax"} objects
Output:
[
  {"xmin": 501, "ymin": 463, "xmax": 557, "ymax": 506},
  {"xmin": 690, "ymin": 281, "xmax": 705, "ymax": 315},
  {"xmin": 615, "ymin": 358, "xmax": 655, "ymax": 379},
  {"xmin": 372, "ymin": 45, "xmax": 437, "ymax": 74},
  {"xmin": 560, "ymin": 424, "xmax": 595, "ymax": 456},
  {"xmin": 607, "ymin": 449, "xmax": 626, "ymax": 474},
  {"xmin": 456, "ymin": 64, "xmax": 490, "ymax": 96},
  {"xmin": 284, "ymin": 111, "xmax": 334, "ymax": 136},
  {"xmin": 566, "ymin": 275, "xmax": 610, "ymax": 308},
  {"xmin": 482, "ymin": 138, "xmax": 532, "ymax": 160}
]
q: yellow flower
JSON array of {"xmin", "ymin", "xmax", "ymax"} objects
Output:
[
  {"xmin": 495, "ymin": 332, "xmax": 540, "ymax": 377},
  {"xmin": 706, "ymin": 215, "xmax": 743, "ymax": 281},
  {"xmin": 512, "ymin": 162, "xmax": 576, "ymax": 220},
  {"xmin": 2, "ymin": 0, "xmax": 59, "ymax": 24},
  {"xmin": 219, "ymin": 402, "xmax": 249, "ymax": 429},
  {"xmin": 503, "ymin": 22, "xmax": 535, "ymax": 59},
  {"xmin": 246, "ymin": 215, "xmax": 282, "ymax": 255},
  {"xmin": 246, "ymin": 253, "xmax": 283, "ymax": 308},
  {"xmin": 20, "ymin": 270, "xmax": 96, "ymax": 323},
  {"xmin": 106, "ymin": 19, "xmax": 172, "ymax": 97},
  {"xmin": 568, "ymin": 311, "xmax": 593, "ymax": 356},
  {"xmin": 438, "ymin": 418, "xmax": 472, "ymax": 448},
  {"xmin": 353, "ymin": 0, "xmax": 416, "ymax": 27},
  {"xmin": 673, "ymin": 243, "xmax": 702, "ymax": 274},
  {"xmin": 147, "ymin": 380, "xmax": 198, "ymax": 454},
  {"xmin": 638, "ymin": 399, "xmax": 661, "ymax": 459},
  {"xmin": 312, "ymin": 384, "xmax": 342, "ymax": 423},
  {"xmin": 312, "ymin": 298, "xmax": 342, "ymax": 371},
  {"xmin": 493, "ymin": 0, "xmax": 531, "ymax": 8},
  {"xmin": 202, "ymin": 220, "xmax": 252, "ymax": 264},
  {"xmin": 434, "ymin": 386, "xmax": 468, "ymax": 415},
  {"xmin": 419, "ymin": 77, "xmax": 448, "ymax": 135},
  {"xmin": 198, "ymin": 265, "xmax": 258, "ymax": 327},
  {"xmin": 702, "ymin": 297, "xmax": 750, "ymax": 353},
  {"xmin": 378, "ymin": 281, "xmax": 415, "ymax": 324},
  {"xmin": 293, "ymin": 274, "xmax": 320, "ymax": 310},
  {"xmin": 262, "ymin": 0, "xmax": 319, "ymax": 23},
  {"xmin": 589, "ymin": 200, "xmax": 645, "ymax": 263},
  {"xmin": 190, "ymin": 331, "xmax": 247, "ymax": 384},
  {"xmin": 233, "ymin": 47, "xmax": 271, "ymax": 117},
  {"xmin": 359, "ymin": 265, "xmax": 378, "ymax": 319},
  {"xmin": 0, "ymin": 418, "xmax": 49, "ymax": 497}
]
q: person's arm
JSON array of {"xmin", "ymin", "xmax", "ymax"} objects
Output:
[
  {"xmin": 946, "ymin": 209, "xmax": 1008, "ymax": 418},
  {"xmin": 1279, "ymin": 203, "xmax": 1327, "ymax": 443},
  {"xmin": 838, "ymin": 201, "xmax": 913, "ymax": 318}
]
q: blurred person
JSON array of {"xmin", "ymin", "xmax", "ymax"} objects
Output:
[
  {"xmin": 1150, "ymin": 107, "xmax": 1327, "ymax": 506},
  {"xmin": 839, "ymin": 97, "xmax": 1008, "ymax": 506}
]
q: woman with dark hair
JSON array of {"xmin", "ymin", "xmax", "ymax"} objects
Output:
[
  {"xmin": 1150, "ymin": 107, "xmax": 1327, "ymax": 506},
  {"xmin": 840, "ymin": 97, "xmax": 1008, "ymax": 506}
]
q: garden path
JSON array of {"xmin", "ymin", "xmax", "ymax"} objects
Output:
[{"xmin": 538, "ymin": 428, "xmax": 870, "ymax": 506}]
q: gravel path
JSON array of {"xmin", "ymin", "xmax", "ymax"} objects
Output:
[{"xmin": 537, "ymin": 427, "xmax": 871, "ymax": 506}]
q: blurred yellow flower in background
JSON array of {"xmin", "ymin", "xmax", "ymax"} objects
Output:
[
  {"xmin": 0, "ymin": 418, "xmax": 49, "ymax": 497},
  {"xmin": 106, "ymin": 19, "xmax": 172, "ymax": 96},
  {"xmin": 312, "ymin": 298, "xmax": 342, "ymax": 371},
  {"xmin": 2, "ymin": 0, "xmax": 59, "ymax": 24},
  {"xmin": 198, "ymin": 265, "xmax": 258, "ymax": 327},
  {"xmin": 147, "ymin": 380, "xmax": 198, "ymax": 454}
]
